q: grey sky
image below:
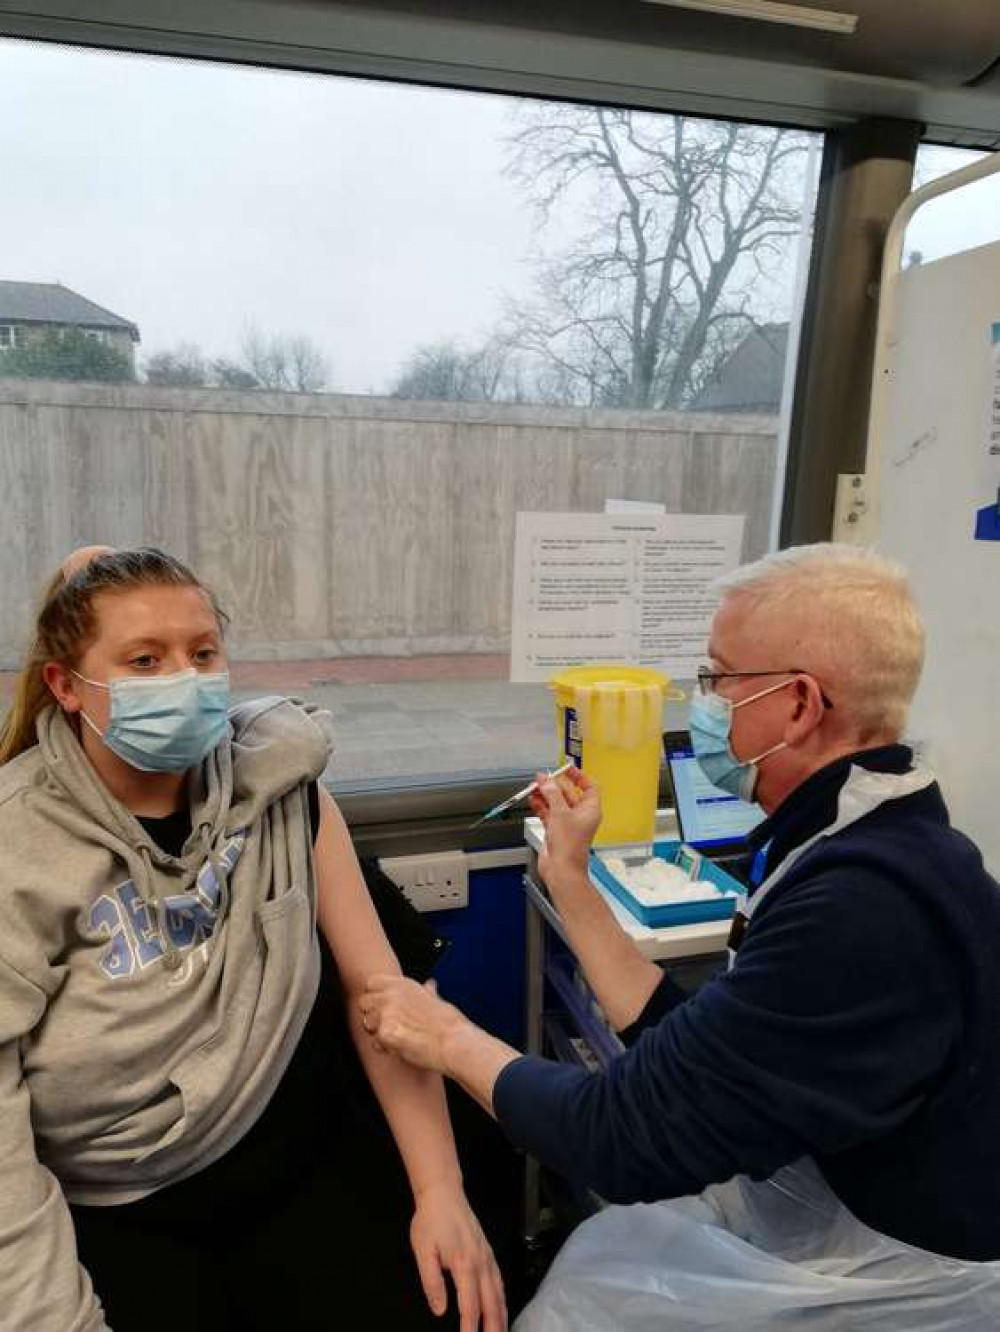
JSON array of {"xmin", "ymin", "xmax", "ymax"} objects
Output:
[
  {"xmin": 0, "ymin": 41, "xmax": 535, "ymax": 392},
  {"xmin": 907, "ymin": 145, "xmax": 1000, "ymax": 263},
  {"xmin": 0, "ymin": 39, "xmax": 996, "ymax": 394}
]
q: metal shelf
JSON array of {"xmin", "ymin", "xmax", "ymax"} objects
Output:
[
  {"xmin": 544, "ymin": 957, "xmax": 623, "ymax": 1068},
  {"xmin": 542, "ymin": 1013, "xmax": 599, "ymax": 1072}
]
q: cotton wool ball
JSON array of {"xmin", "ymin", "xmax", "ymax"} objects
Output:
[{"xmin": 602, "ymin": 855, "xmax": 724, "ymax": 902}]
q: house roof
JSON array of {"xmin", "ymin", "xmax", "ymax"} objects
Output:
[
  {"xmin": 690, "ymin": 322, "xmax": 788, "ymax": 413},
  {"xmin": 0, "ymin": 281, "xmax": 140, "ymax": 341}
]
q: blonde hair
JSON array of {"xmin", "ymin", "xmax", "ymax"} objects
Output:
[
  {"xmin": 0, "ymin": 548, "xmax": 226, "ymax": 765},
  {"xmin": 714, "ymin": 543, "xmax": 925, "ymax": 742}
]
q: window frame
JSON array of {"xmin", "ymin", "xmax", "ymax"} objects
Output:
[{"xmin": 0, "ymin": 22, "xmax": 954, "ymax": 841}]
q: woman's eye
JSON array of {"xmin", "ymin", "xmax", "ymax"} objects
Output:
[
  {"xmin": 194, "ymin": 647, "xmax": 218, "ymax": 664},
  {"xmin": 130, "ymin": 655, "xmax": 156, "ymax": 669}
]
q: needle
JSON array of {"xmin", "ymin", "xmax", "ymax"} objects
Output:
[{"xmin": 470, "ymin": 762, "xmax": 574, "ymax": 828}]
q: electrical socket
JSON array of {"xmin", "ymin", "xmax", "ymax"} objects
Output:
[{"xmin": 378, "ymin": 850, "xmax": 469, "ymax": 913}]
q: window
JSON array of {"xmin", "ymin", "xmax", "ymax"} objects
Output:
[
  {"xmin": 906, "ymin": 144, "xmax": 1000, "ymax": 266},
  {"xmin": 0, "ymin": 39, "xmax": 821, "ymax": 792},
  {"xmin": 0, "ymin": 325, "xmax": 32, "ymax": 348}
]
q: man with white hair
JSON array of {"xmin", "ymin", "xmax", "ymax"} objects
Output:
[{"xmin": 363, "ymin": 543, "xmax": 1000, "ymax": 1322}]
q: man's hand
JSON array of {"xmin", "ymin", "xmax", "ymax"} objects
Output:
[
  {"xmin": 361, "ymin": 975, "xmax": 470, "ymax": 1075},
  {"xmin": 528, "ymin": 766, "xmax": 602, "ymax": 885},
  {"xmin": 528, "ymin": 769, "xmax": 663, "ymax": 1028}
]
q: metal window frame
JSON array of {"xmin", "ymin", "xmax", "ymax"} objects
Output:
[
  {"xmin": 857, "ymin": 148, "xmax": 1000, "ymax": 544},
  {"xmin": 0, "ymin": 6, "xmax": 972, "ymax": 843},
  {"xmin": 2, "ymin": 2, "xmax": 1000, "ymax": 141},
  {"xmin": 779, "ymin": 116, "xmax": 922, "ymax": 549}
]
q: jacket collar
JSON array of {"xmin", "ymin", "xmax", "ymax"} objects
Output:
[{"xmin": 747, "ymin": 744, "xmax": 936, "ymax": 885}]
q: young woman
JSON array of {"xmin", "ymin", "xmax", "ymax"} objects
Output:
[{"xmin": 0, "ymin": 546, "xmax": 504, "ymax": 1332}]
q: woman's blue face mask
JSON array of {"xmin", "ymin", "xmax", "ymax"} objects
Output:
[
  {"xmin": 72, "ymin": 667, "xmax": 230, "ymax": 773},
  {"xmin": 688, "ymin": 677, "xmax": 794, "ymax": 802}
]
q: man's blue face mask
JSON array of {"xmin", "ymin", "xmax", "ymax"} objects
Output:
[
  {"xmin": 688, "ymin": 677, "xmax": 794, "ymax": 802},
  {"xmin": 72, "ymin": 667, "xmax": 230, "ymax": 773}
]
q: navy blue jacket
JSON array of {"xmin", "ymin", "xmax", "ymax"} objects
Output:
[{"xmin": 494, "ymin": 746, "xmax": 1000, "ymax": 1260}]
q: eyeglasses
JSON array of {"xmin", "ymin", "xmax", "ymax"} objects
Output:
[{"xmin": 696, "ymin": 666, "xmax": 833, "ymax": 710}]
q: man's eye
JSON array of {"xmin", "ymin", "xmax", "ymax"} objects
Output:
[
  {"xmin": 194, "ymin": 647, "xmax": 218, "ymax": 664},
  {"xmin": 130, "ymin": 655, "xmax": 156, "ymax": 669}
]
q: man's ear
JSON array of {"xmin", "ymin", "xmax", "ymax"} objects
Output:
[
  {"xmin": 42, "ymin": 662, "xmax": 82, "ymax": 714},
  {"xmin": 785, "ymin": 675, "xmax": 826, "ymax": 742}
]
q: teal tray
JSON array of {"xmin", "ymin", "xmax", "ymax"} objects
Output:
[{"xmin": 590, "ymin": 839, "xmax": 744, "ymax": 928}]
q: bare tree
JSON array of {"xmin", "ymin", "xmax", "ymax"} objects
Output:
[
  {"xmin": 505, "ymin": 106, "xmax": 808, "ymax": 409},
  {"xmin": 211, "ymin": 357, "xmax": 259, "ymax": 390},
  {"xmin": 144, "ymin": 336, "xmax": 331, "ymax": 392},
  {"xmin": 287, "ymin": 335, "xmax": 330, "ymax": 394},
  {"xmin": 391, "ymin": 341, "xmax": 470, "ymax": 401},
  {"xmin": 144, "ymin": 343, "xmax": 209, "ymax": 387},
  {"xmin": 240, "ymin": 326, "xmax": 330, "ymax": 393},
  {"xmin": 390, "ymin": 336, "xmax": 524, "ymax": 403}
]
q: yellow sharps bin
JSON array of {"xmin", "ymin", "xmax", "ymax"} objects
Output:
[{"xmin": 550, "ymin": 665, "xmax": 679, "ymax": 846}]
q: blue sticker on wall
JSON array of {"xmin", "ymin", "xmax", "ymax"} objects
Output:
[{"xmin": 975, "ymin": 501, "xmax": 1000, "ymax": 541}]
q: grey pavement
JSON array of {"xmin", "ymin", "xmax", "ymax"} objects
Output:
[
  {"xmin": 0, "ymin": 664, "xmax": 693, "ymax": 793},
  {"xmin": 237, "ymin": 677, "xmax": 695, "ymax": 793},
  {"xmin": 231, "ymin": 679, "xmax": 561, "ymax": 791}
]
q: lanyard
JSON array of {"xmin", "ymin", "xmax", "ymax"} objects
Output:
[
  {"xmin": 726, "ymin": 764, "xmax": 936, "ymax": 967},
  {"xmin": 750, "ymin": 842, "xmax": 771, "ymax": 889}
]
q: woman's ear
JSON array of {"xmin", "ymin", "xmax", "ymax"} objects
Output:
[{"xmin": 42, "ymin": 662, "xmax": 82, "ymax": 713}]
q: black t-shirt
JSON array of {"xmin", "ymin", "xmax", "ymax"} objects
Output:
[
  {"xmin": 138, "ymin": 781, "xmax": 322, "ymax": 858},
  {"xmin": 132, "ymin": 780, "xmax": 446, "ymax": 1159},
  {"xmin": 132, "ymin": 784, "xmax": 378, "ymax": 1176},
  {"xmin": 135, "ymin": 806, "xmax": 198, "ymax": 859},
  {"xmin": 138, "ymin": 781, "xmax": 445, "ymax": 981}
]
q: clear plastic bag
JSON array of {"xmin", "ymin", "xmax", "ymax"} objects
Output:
[{"xmin": 515, "ymin": 1159, "xmax": 1000, "ymax": 1330}]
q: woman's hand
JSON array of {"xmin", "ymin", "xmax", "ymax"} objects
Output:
[
  {"xmin": 359, "ymin": 979, "xmax": 507, "ymax": 1329},
  {"xmin": 527, "ymin": 766, "xmax": 602, "ymax": 885},
  {"xmin": 410, "ymin": 1180, "xmax": 507, "ymax": 1332},
  {"xmin": 361, "ymin": 974, "xmax": 469, "ymax": 1074}
]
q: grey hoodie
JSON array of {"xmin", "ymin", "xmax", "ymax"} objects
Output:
[{"xmin": 0, "ymin": 696, "xmax": 333, "ymax": 1331}]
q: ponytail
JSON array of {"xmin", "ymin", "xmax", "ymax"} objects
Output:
[{"xmin": 0, "ymin": 570, "xmax": 67, "ymax": 765}]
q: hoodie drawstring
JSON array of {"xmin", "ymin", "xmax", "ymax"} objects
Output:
[
  {"xmin": 199, "ymin": 822, "xmax": 232, "ymax": 929},
  {"xmin": 135, "ymin": 843, "xmax": 184, "ymax": 972},
  {"xmin": 133, "ymin": 826, "xmax": 233, "ymax": 973}
]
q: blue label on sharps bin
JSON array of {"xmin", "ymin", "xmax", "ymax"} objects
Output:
[{"xmin": 564, "ymin": 706, "xmax": 583, "ymax": 766}]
